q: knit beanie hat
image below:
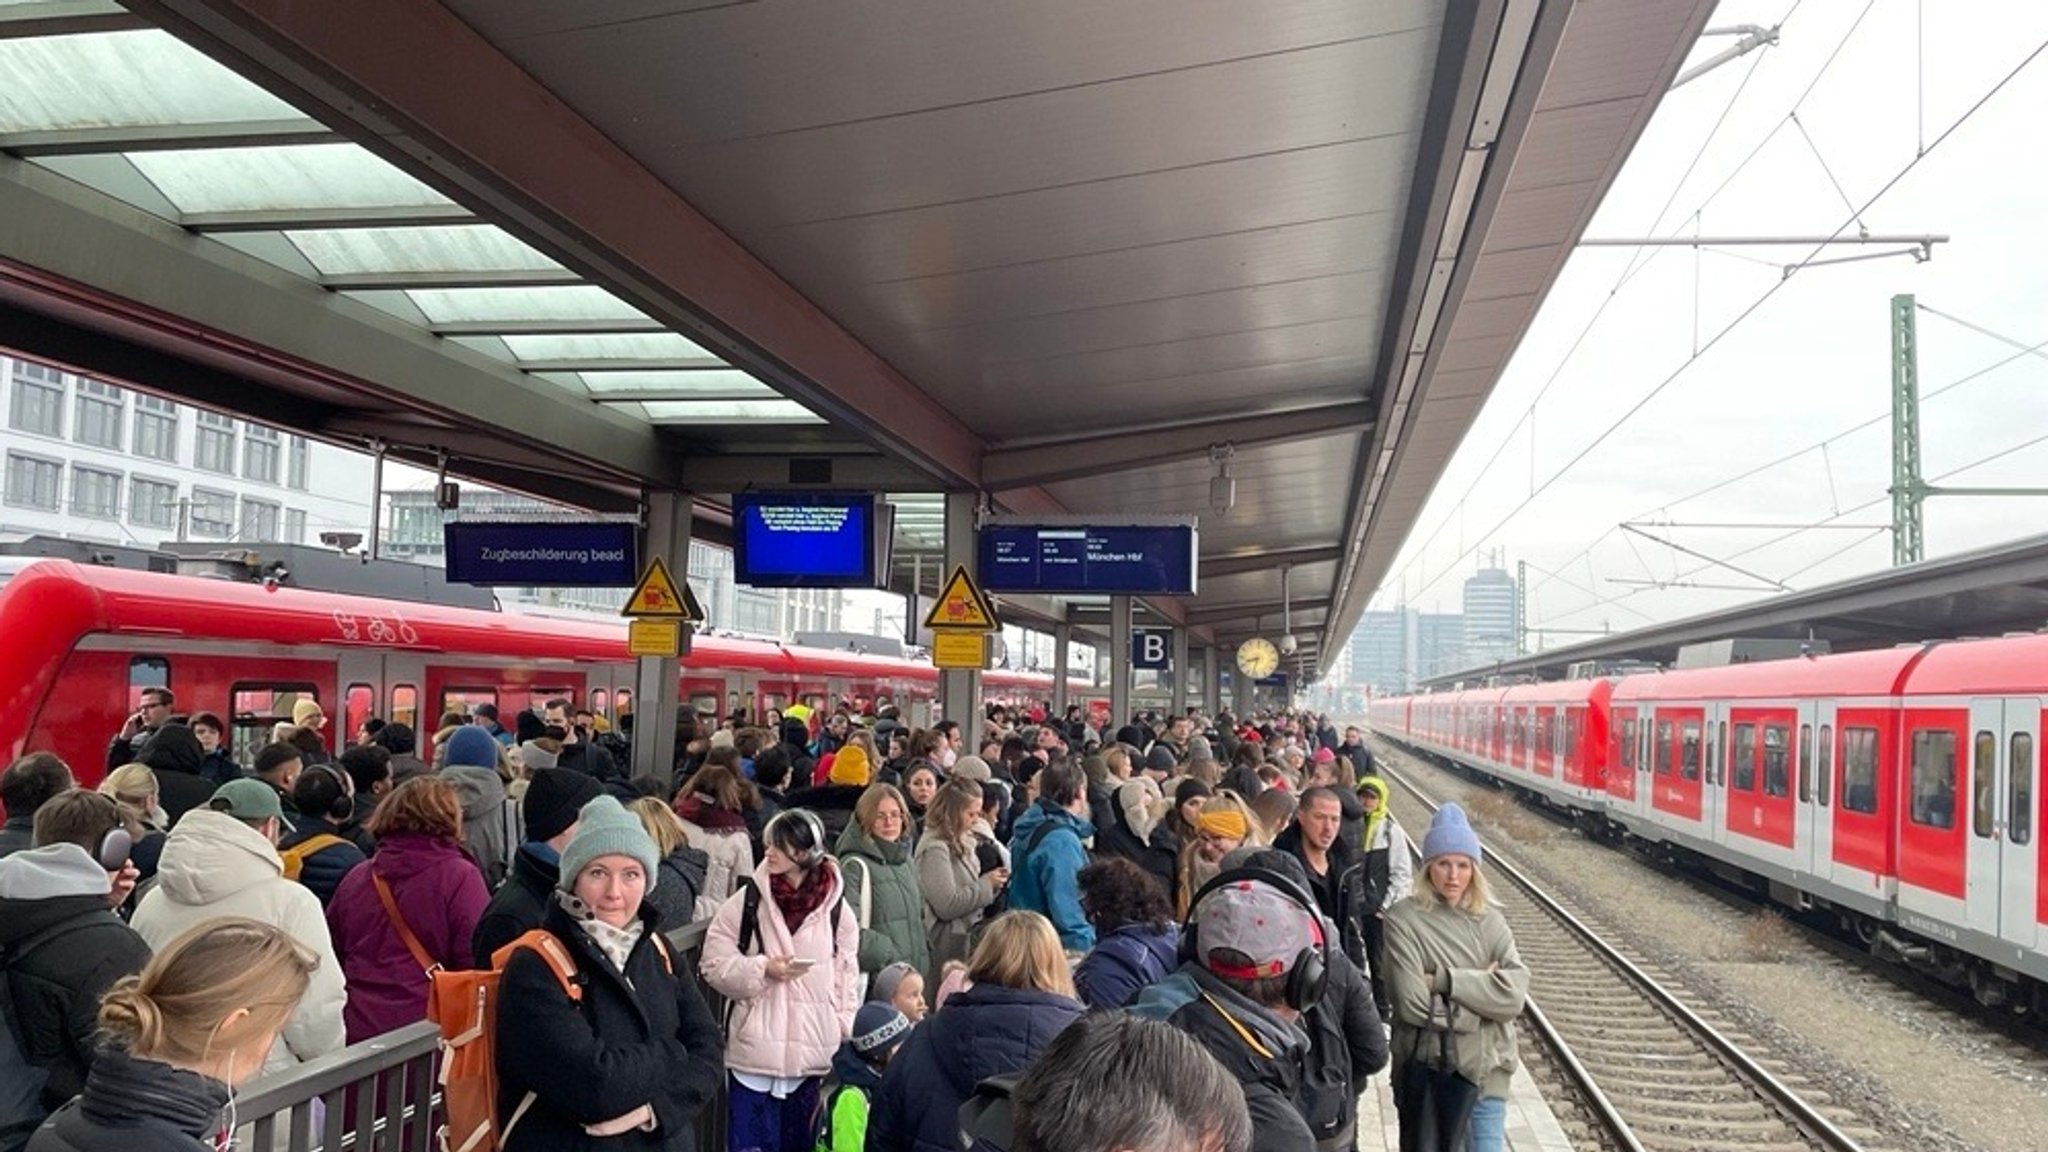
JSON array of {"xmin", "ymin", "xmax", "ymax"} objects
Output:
[
  {"xmin": 292, "ymin": 698, "xmax": 325, "ymax": 728},
  {"xmin": 1144, "ymin": 745, "xmax": 1179, "ymax": 776},
  {"xmin": 709, "ymin": 729, "xmax": 736, "ymax": 750},
  {"xmin": 829, "ymin": 743, "xmax": 872, "ymax": 787},
  {"xmin": 948, "ymin": 755, "xmax": 992, "ymax": 783},
  {"xmin": 870, "ymin": 961, "xmax": 917, "ymax": 1006},
  {"xmin": 523, "ymin": 767, "xmax": 605, "ymax": 844},
  {"xmin": 1312, "ymin": 746, "xmax": 1337, "ymax": 764},
  {"xmin": 1187, "ymin": 735, "xmax": 1215, "ymax": 763},
  {"xmin": 1174, "ymin": 778, "xmax": 1213, "ymax": 808},
  {"xmin": 558, "ymin": 796, "xmax": 660, "ymax": 893},
  {"xmin": 851, "ymin": 1001, "xmax": 911, "ymax": 1063},
  {"xmin": 1422, "ymin": 802, "xmax": 1482, "ymax": 864},
  {"xmin": 444, "ymin": 725, "xmax": 501, "ymax": 770}
]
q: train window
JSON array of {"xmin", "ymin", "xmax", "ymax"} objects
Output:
[
  {"xmin": 1908, "ymin": 728, "xmax": 1958, "ymax": 829},
  {"xmin": 1655, "ymin": 720, "xmax": 1673, "ymax": 775},
  {"xmin": 591, "ymin": 689, "xmax": 610, "ymax": 721},
  {"xmin": 440, "ymin": 688, "xmax": 497, "ymax": 724},
  {"xmin": 127, "ymin": 655, "xmax": 171, "ymax": 713},
  {"xmin": 1680, "ymin": 721, "xmax": 1700, "ymax": 781},
  {"xmin": 1817, "ymin": 724, "xmax": 1833, "ymax": 806},
  {"xmin": 615, "ymin": 689, "xmax": 632, "ymax": 722},
  {"xmin": 528, "ymin": 688, "xmax": 575, "ymax": 715},
  {"xmin": 343, "ymin": 683, "xmax": 374, "ymax": 746},
  {"xmin": 1565, "ymin": 710, "xmax": 1582, "ymax": 762},
  {"xmin": 1619, "ymin": 718, "xmax": 1638, "ymax": 771},
  {"xmin": 1798, "ymin": 724, "xmax": 1813, "ymax": 802},
  {"xmin": 1841, "ymin": 727, "xmax": 1879, "ymax": 813},
  {"xmin": 1972, "ymin": 731, "xmax": 1997, "ymax": 840},
  {"xmin": 230, "ymin": 681, "xmax": 319, "ymax": 766},
  {"xmin": 389, "ymin": 684, "xmax": 418, "ymax": 730},
  {"xmin": 1763, "ymin": 725, "xmax": 1789, "ymax": 798},
  {"xmin": 2011, "ymin": 733, "xmax": 2034, "ymax": 845},
  {"xmin": 1731, "ymin": 724, "xmax": 1757, "ymax": 792}
]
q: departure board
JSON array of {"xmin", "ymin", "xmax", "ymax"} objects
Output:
[{"xmin": 978, "ymin": 523, "xmax": 1197, "ymax": 595}]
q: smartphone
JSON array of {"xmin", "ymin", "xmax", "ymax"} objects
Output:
[
  {"xmin": 787, "ymin": 958, "xmax": 818, "ymax": 973},
  {"xmin": 99, "ymin": 827, "xmax": 133, "ymax": 871}
]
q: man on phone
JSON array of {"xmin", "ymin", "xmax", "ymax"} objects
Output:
[{"xmin": 106, "ymin": 687, "xmax": 174, "ymax": 773}]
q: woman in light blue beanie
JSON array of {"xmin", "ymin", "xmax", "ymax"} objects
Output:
[{"xmin": 1383, "ymin": 800, "xmax": 1527, "ymax": 1152}]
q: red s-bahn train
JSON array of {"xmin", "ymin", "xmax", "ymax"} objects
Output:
[
  {"xmin": 1370, "ymin": 639, "xmax": 2048, "ymax": 1011},
  {"xmin": 0, "ymin": 558, "xmax": 1085, "ymax": 790}
]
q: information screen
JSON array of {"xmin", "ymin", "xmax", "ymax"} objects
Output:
[
  {"xmin": 733, "ymin": 492, "xmax": 877, "ymax": 588},
  {"xmin": 978, "ymin": 523, "xmax": 1197, "ymax": 596},
  {"xmin": 443, "ymin": 521, "xmax": 638, "ymax": 587}
]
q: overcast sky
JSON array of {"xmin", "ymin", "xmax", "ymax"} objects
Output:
[{"xmin": 1369, "ymin": 0, "xmax": 2048, "ymax": 649}]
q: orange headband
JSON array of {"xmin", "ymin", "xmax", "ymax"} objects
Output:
[{"xmin": 1197, "ymin": 810, "xmax": 1250, "ymax": 840}]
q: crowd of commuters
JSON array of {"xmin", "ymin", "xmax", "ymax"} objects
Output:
[{"xmin": 0, "ymin": 690, "xmax": 1521, "ymax": 1152}]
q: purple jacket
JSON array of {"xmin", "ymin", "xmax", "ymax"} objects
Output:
[{"xmin": 327, "ymin": 833, "xmax": 490, "ymax": 1043}]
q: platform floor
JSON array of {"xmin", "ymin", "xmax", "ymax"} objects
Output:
[{"xmin": 1357, "ymin": 1055, "xmax": 1575, "ymax": 1152}]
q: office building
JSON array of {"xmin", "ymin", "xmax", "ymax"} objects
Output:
[{"xmin": 1461, "ymin": 562, "xmax": 1520, "ymax": 669}]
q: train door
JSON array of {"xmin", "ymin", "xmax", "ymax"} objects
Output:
[
  {"xmin": 336, "ymin": 652, "xmax": 383, "ymax": 753},
  {"xmin": 1702, "ymin": 702, "xmax": 1728, "ymax": 848},
  {"xmin": 1800, "ymin": 701, "xmax": 1834, "ymax": 879},
  {"xmin": 383, "ymin": 654, "xmax": 426, "ymax": 739},
  {"xmin": 1965, "ymin": 698, "xmax": 2040, "ymax": 948}
]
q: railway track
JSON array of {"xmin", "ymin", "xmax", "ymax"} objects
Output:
[{"xmin": 1384, "ymin": 764, "xmax": 1883, "ymax": 1152}]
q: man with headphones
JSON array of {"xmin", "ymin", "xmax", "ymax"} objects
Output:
[
  {"xmin": 277, "ymin": 763, "xmax": 369, "ymax": 908},
  {"xmin": 1127, "ymin": 866, "xmax": 1323, "ymax": 1152}
]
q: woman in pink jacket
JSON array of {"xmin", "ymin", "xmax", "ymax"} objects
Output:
[{"xmin": 699, "ymin": 808, "xmax": 861, "ymax": 1152}]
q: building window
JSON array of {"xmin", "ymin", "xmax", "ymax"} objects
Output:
[
  {"xmin": 1908, "ymin": 728, "xmax": 1957, "ymax": 829},
  {"xmin": 4, "ymin": 452, "xmax": 61, "ymax": 509},
  {"xmin": 244, "ymin": 425, "xmax": 281, "ymax": 484},
  {"xmin": 240, "ymin": 497, "xmax": 280, "ymax": 541},
  {"xmin": 130, "ymin": 477, "xmax": 177, "ymax": 529},
  {"xmin": 9, "ymin": 362, "xmax": 64, "ymax": 437},
  {"xmin": 133, "ymin": 394, "xmax": 178, "ymax": 462},
  {"xmin": 288, "ymin": 435, "xmax": 309, "ymax": 489},
  {"xmin": 194, "ymin": 410, "xmax": 237, "ymax": 475},
  {"xmin": 70, "ymin": 465, "xmax": 121, "ymax": 519},
  {"xmin": 285, "ymin": 507, "xmax": 307, "ymax": 543},
  {"xmin": 190, "ymin": 487, "xmax": 235, "ymax": 538},
  {"xmin": 74, "ymin": 380, "xmax": 123, "ymax": 449}
]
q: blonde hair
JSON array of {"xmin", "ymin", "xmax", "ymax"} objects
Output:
[
  {"xmin": 922, "ymin": 776, "xmax": 982, "ymax": 857},
  {"xmin": 854, "ymin": 783, "xmax": 909, "ymax": 837},
  {"xmin": 100, "ymin": 918, "xmax": 316, "ymax": 1066},
  {"xmin": 967, "ymin": 911, "xmax": 1076, "ymax": 1000},
  {"xmin": 630, "ymin": 796, "xmax": 689, "ymax": 857},
  {"xmin": 1418, "ymin": 858, "xmax": 1492, "ymax": 915},
  {"xmin": 98, "ymin": 763, "xmax": 160, "ymax": 828}
]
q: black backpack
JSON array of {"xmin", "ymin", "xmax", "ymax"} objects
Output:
[{"xmin": 957, "ymin": 1073, "xmax": 1022, "ymax": 1152}]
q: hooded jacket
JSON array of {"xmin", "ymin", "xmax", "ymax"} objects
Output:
[
  {"xmin": 473, "ymin": 842, "xmax": 559, "ymax": 962},
  {"xmin": 820, "ymin": 1041, "xmax": 884, "ymax": 1152},
  {"xmin": 128, "ymin": 810, "xmax": 346, "ymax": 1075},
  {"xmin": 912, "ymin": 829, "xmax": 997, "ymax": 979},
  {"xmin": 673, "ymin": 793, "xmax": 758, "ymax": 923},
  {"xmin": 494, "ymin": 900, "xmax": 724, "ymax": 1152},
  {"xmin": 783, "ymin": 783, "xmax": 865, "ymax": 846},
  {"xmin": 1072, "ymin": 921, "xmax": 1178, "ymax": 1010},
  {"xmin": 441, "ymin": 764, "xmax": 518, "ymax": 889},
  {"xmin": 1127, "ymin": 965, "xmax": 1315, "ymax": 1152},
  {"xmin": 0, "ymin": 846, "xmax": 151, "ymax": 1113},
  {"xmin": 835, "ymin": 821, "xmax": 930, "ymax": 977},
  {"xmin": 645, "ymin": 846, "xmax": 710, "ymax": 932},
  {"xmin": 1093, "ymin": 783, "xmax": 1178, "ymax": 903},
  {"xmin": 1005, "ymin": 800, "xmax": 1094, "ymax": 951},
  {"xmin": 1271, "ymin": 823, "xmax": 1371, "ymax": 972},
  {"xmin": 698, "ymin": 859, "xmax": 861, "ymax": 1079},
  {"xmin": 135, "ymin": 728, "xmax": 215, "ymax": 827},
  {"xmin": 867, "ymin": 981, "xmax": 1085, "ymax": 1152},
  {"xmin": 326, "ymin": 833, "xmax": 490, "ymax": 1044},
  {"xmin": 26, "ymin": 1047, "xmax": 229, "ymax": 1152},
  {"xmin": 1383, "ymin": 892, "xmax": 1529, "ymax": 1099},
  {"xmin": 1300, "ymin": 949, "xmax": 1387, "ymax": 1147},
  {"xmin": 1356, "ymin": 777, "xmax": 1414, "ymax": 913}
]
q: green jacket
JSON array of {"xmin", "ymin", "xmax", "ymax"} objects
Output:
[
  {"xmin": 836, "ymin": 821, "xmax": 932, "ymax": 977},
  {"xmin": 1382, "ymin": 892, "xmax": 1528, "ymax": 1099},
  {"xmin": 817, "ymin": 1081, "xmax": 871, "ymax": 1152}
]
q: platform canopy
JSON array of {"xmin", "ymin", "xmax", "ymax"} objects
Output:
[{"xmin": 0, "ymin": 0, "xmax": 1715, "ymax": 676}]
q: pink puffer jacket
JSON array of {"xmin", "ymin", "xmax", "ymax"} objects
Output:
[{"xmin": 699, "ymin": 858, "xmax": 862, "ymax": 1078}]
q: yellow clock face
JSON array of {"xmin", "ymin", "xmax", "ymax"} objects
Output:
[{"xmin": 1236, "ymin": 638, "xmax": 1280, "ymax": 679}]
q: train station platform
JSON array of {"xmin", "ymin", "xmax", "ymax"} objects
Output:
[{"xmin": 1358, "ymin": 1057, "xmax": 1577, "ymax": 1152}]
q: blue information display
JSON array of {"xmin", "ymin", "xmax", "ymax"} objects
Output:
[
  {"xmin": 978, "ymin": 523, "xmax": 1197, "ymax": 596},
  {"xmin": 734, "ymin": 492, "xmax": 881, "ymax": 588},
  {"xmin": 443, "ymin": 521, "xmax": 637, "ymax": 587}
]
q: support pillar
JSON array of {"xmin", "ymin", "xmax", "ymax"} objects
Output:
[
  {"xmin": 1170, "ymin": 628, "xmax": 1190, "ymax": 716},
  {"xmin": 1051, "ymin": 625, "xmax": 1071, "ymax": 717},
  {"xmin": 631, "ymin": 490, "xmax": 690, "ymax": 785},
  {"xmin": 1110, "ymin": 596, "xmax": 1133, "ymax": 727},
  {"xmin": 1891, "ymin": 293, "xmax": 1925, "ymax": 566},
  {"xmin": 1203, "ymin": 646, "xmax": 1223, "ymax": 716},
  {"xmin": 939, "ymin": 492, "xmax": 982, "ymax": 730}
]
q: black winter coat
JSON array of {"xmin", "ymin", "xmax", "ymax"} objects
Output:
[
  {"xmin": 276, "ymin": 818, "xmax": 368, "ymax": 909},
  {"xmin": 1127, "ymin": 965, "xmax": 1314, "ymax": 1152},
  {"xmin": 0, "ymin": 893, "xmax": 151, "ymax": 1111},
  {"xmin": 27, "ymin": 1048, "xmax": 227, "ymax": 1152},
  {"xmin": 866, "ymin": 982, "xmax": 1084, "ymax": 1152},
  {"xmin": 1092, "ymin": 806, "xmax": 1178, "ymax": 907},
  {"xmin": 782, "ymin": 784, "xmax": 865, "ymax": 846},
  {"xmin": 495, "ymin": 903, "xmax": 724, "ymax": 1152},
  {"xmin": 472, "ymin": 844, "xmax": 558, "ymax": 962},
  {"xmin": 1300, "ymin": 950, "xmax": 1387, "ymax": 1147},
  {"xmin": 645, "ymin": 847, "xmax": 710, "ymax": 931},
  {"xmin": 1272, "ymin": 825, "xmax": 1372, "ymax": 972}
]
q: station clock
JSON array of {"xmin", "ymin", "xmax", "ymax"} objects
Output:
[{"xmin": 1235, "ymin": 637, "xmax": 1281, "ymax": 679}]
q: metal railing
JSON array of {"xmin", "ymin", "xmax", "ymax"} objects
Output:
[{"xmin": 239, "ymin": 921, "xmax": 722, "ymax": 1152}]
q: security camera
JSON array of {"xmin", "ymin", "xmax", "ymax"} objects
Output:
[
  {"xmin": 1279, "ymin": 634, "xmax": 1299, "ymax": 655},
  {"xmin": 319, "ymin": 531, "xmax": 364, "ymax": 553}
]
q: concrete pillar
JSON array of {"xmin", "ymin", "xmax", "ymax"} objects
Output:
[
  {"xmin": 1110, "ymin": 596, "xmax": 1133, "ymax": 727},
  {"xmin": 1052, "ymin": 624, "xmax": 1071, "ymax": 716},
  {"xmin": 1206, "ymin": 646, "xmax": 1224, "ymax": 716},
  {"xmin": 631, "ymin": 490, "xmax": 690, "ymax": 785},
  {"xmin": 1170, "ymin": 627, "xmax": 1190, "ymax": 716},
  {"xmin": 939, "ymin": 492, "xmax": 982, "ymax": 729}
]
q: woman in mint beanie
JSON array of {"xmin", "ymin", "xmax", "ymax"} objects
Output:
[
  {"xmin": 1382, "ymin": 802, "xmax": 1528, "ymax": 1152},
  {"xmin": 491, "ymin": 796, "xmax": 724, "ymax": 1152}
]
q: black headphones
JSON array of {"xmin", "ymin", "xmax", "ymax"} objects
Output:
[
  {"xmin": 764, "ymin": 808, "xmax": 828, "ymax": 867},
  {"xmin": 1180, "ymin": 865, "xmax": 1330, "ymax": 1012},
  {"xmin": 305, "ymin": 763, "xmax": 354, "ymax": 822}
]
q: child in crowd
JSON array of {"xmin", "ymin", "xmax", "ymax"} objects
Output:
[
  {"xmin": 870, "ymin": 961, "xmax": 928, "ymax": 1023},
  {"xmin": 815, "ymin": 1002, "xmax": 910, "ymax": 1152}
]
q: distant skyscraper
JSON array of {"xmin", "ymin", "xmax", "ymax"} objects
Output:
[
  {"xmin": 1353, "ymin": 607, "xmax": 1466, "ymax": 694},
  {"xmin": 1461, "ymin": 561, "xmax": 1520, "ymax": 670}
]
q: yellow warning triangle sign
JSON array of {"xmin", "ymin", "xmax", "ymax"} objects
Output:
[
  {"xmin": 922, "ymin": 564, "xmax": 999, "ymax": 632},
  {"xmin": 621, "ymin": 556, "xmax": 697, "ymax": 621}
]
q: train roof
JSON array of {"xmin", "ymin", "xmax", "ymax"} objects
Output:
[
  {"xmin": 1895, "ymin": 632, "xmax": 2048, "ymax": 697},
  {"xmin": 1609, "ymin": 644, "xmax": 1926, "ymax": 702}
]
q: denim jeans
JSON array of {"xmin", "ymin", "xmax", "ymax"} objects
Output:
[{"xmin": 1468, "ymin": 1096, "xmax": 1506, "ymax": 1152}]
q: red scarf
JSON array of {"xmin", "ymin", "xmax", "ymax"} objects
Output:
[
  {"xmin": 675, "ymin": 792, "xmax": 748, "ymax": 831},
  {"xmin": 770, "ymin": 860, "xmax": 834, "ymax": 929}
]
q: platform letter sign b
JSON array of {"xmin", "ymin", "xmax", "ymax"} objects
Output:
[{"xmin": 1132, "ymin": 629, "xmax": 1171, "ymax": 671}]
